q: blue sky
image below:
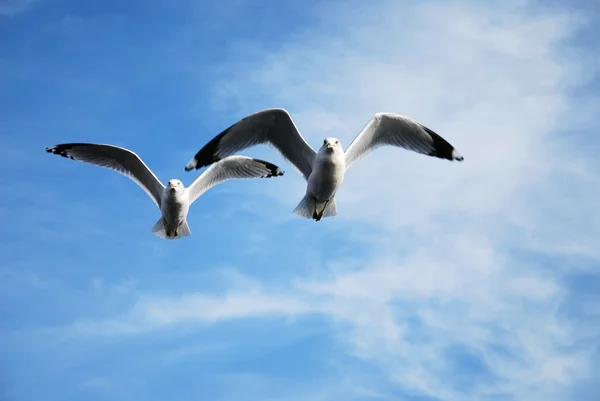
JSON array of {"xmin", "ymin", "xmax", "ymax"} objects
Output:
[{"xmin": 1, "ymin": 0, "xmax": 600, "ymax": 400}]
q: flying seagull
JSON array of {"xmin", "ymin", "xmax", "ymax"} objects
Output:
[
  {"xmin": 46, "ymin": 143, "xmax": 284, "ymax": 239},
  {"xmin": 184, "ymin": 108, "xmax": 464, "ymax": 222}
]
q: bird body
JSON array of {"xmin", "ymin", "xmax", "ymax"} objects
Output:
[
  {"xmin": 295, "ymin": 138, "xmax": 346, "ymax": 220},
  {"xmin": 308, "ymin": 138, "xmax": 346, "ymax": 202},
  {"xmin": 153, "ymin": 179, "xmax": 192, "ymax": 239}
]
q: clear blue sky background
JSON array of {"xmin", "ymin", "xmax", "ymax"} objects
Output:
[{"xmin": 1, "ymin": 0, "xmax": 599, "ymax": 400}]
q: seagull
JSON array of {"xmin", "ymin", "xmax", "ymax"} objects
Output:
[
  {"xmin": 46, "ymin": 143, "xmax": 285, "ymax": 239},
  {"xmin": 184, "ymin": 108, "xmax": 464, "ymax": 222}
]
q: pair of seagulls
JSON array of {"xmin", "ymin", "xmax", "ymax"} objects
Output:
[{"xmin": 46, "ymin": 108, "xmax": 464, "ymax": 240}]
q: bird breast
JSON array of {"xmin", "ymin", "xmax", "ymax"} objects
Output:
[
  {"xmin": 308, "ymin": 153, "xmax": 345, "ymax": 201},
  {"xmin": 161, "ymin": 191, "xmax": 188, "ymax": 222}
]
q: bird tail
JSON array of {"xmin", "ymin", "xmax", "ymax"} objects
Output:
[
  {"xmin": 178, "ymin": 220, "xmax": 192, "ymax": 238},
  {"xmin": 150, "ymin": 218, "xmax": 192, "ymax": 240},
  {"xmin": 292, "ymin": 195, "xmax": 338, "ymax": 220},
  {"xmin": 292, "ymin": 194, "xmax": 314, "ymax": 219},
  {"xmin": 321, "ymin": 198, "xmax": 338, "ymax": 218},
  {"xmin": 150, "ymin": 218, "xmax": 169, "ymax": 239}
]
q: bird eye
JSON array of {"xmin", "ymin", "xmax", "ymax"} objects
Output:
[
  {"xmin": 335, "ymin": 140, "xmax": 339, "ymax": 145},
  {"xmin": 323, "ymin": 139, "xmax": 327, "ymax": 145}
]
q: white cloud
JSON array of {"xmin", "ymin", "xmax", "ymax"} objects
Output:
[
  {"xmin": 44, "ymin": 1, "xmax": 600, "ymax": 400},
  {"xmin": 200, "ymin": 0, "xmax": 600, "ymax": 400},
  {"xmin": 137, "ymin": 291, "xmax": 309, "ymax": 325},
  {"xmin": 63, "ymin": 284, "xmax": 311, "ymax": 337},
  {"xmin": 295, "ymin": 240, "xmax": 584, "ymax": 400}
]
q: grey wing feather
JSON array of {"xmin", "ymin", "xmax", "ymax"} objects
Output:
[
  {"xmin": 185, "ymin": 108, "xmax": 316, "ymax": 180},
  {"xmin": 46, "ymin": 143, "xmax": 165, "ymax": 207},
  {"xmin": 187, "ymin": 155, "xmax": 284, "ymax": 205},
  {"xmin": 344, "ymin": 113, "xmax": 464, "ymax": 170}
]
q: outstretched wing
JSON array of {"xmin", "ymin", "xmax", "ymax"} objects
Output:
[
  {"xmin": 344, "ymin": 113, "xmax": 464, "ymax": 170},
  {"xmin": 186, "ymin": 155, "xmax": 284, "ymax": 205},
  {"xmin": 185, "ymin": 108, "xmax": 316, "ymax": 180},
  {"xmin": 46, "ymin": 143, "xmax": 165, "ymax": 207}
]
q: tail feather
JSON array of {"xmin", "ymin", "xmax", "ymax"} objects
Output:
[
  {"xmin": 321, "ymin": 198, "xmax": 338, "ymax": 218},
  {"xmin": 178, "ymin": 220, "xmax": 192, "ymax": 238},
  {"xmin": 292, "ymin": 194, "xmax": 314, "ymax": 219},
  {"xmin": 151, "ymin": 218, "xmax": 168, "ymax": 239},
  {"xmin": 292, "ymin": 195, "xmax": 338, "ymax": 221},
  {"xmin": 150, "ymin": 218, "xmax": 192, "ymax": 240}
]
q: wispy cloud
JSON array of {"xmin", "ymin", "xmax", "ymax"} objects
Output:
[
  {"xmin": 0, "ymin": 0, "xmax": 39, "ymax": 17},
  {"xmin": 52, "ymin": 245, "xmax": 593, "ymax": 399},
  {"xmin": 60, "ymin": 284, "xmax": 311, "ymax": 338},
  {"xmin": 199, "ymin": 0, "xmax": 600, "ymax": 399},
  {"xmin": 3, "ymin": 1, "xmax": 600, "ymax": 400}
]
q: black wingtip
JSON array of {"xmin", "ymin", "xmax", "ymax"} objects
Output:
[
  {"xmin": 46, "ymin": 143, "xmax": 78, "ymax": 159},
  {"xmin": 254, "ymin": 158, "xmax": 285, "ymax": 178},
  {"xmin": 184, "ymin": 154, "xmax": 224, "ymax": 172},
  {"xmin": 419, "ymin": 125, "xmax": 464, "ymax": 161},
  {"xmin": 186, "ymin": 124, "xmax": 233, "ymax": 171}
]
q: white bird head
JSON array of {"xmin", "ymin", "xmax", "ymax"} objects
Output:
[
  {"xmin": 320, "ymin": 137, "xmax": 343, "ymax": 155},
  {"xmin": 167, "ymin": 179, "xmax": 184, "ymax": 192}
]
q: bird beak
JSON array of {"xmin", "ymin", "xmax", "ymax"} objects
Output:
[
  {"xmin": 326, "ymin": 143, "xmax": 334, "ymax": 150},
  {"xmin": 168, "ymin": 183, "xmax": 175, "ymax": 189}
]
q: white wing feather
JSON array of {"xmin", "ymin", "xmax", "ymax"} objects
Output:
[
  {"xmin": 344, "ymin": 113, "xmax": 464, "ymax": 170},
  {"xmin": 186, "ymin": 155, "xmax": 284, "ymax": 205},
  {"xmin": 185, "ymin": 108, "xmax": 316, "ymax": 180},
  {"xmin": 46, "ymin": 143, "xmax": 165, "ymax": 207}
]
